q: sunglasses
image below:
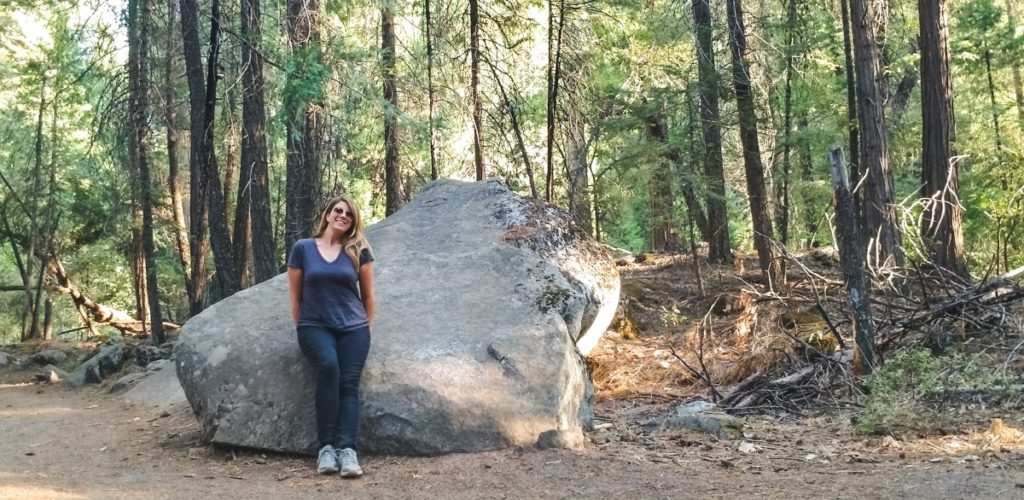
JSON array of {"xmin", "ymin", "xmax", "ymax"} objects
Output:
[{"xmin": 331, "ymin": 206, "xmax": 354, "ymax": 217}]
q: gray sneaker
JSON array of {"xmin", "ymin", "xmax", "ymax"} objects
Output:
[
  {"xmin": 316, "ymin": 445, "xmax": 339, "ymax": 474},
  {"xmin": 337, "ymin": 447, "xmax": 363, "ymax": 477}
]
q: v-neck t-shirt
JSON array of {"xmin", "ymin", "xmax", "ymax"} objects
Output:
[{"xmin": 287, "ymin": 238, "xmax": 374, "ymax": 332}]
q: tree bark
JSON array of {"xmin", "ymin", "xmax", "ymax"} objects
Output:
[
  {"xmin": 180, "ymin": 0, "xmax": 210, "ymax": 314},
  {"xmin": 692, "ymin": 0, "xmax": 732, "ymax": 264},
  {"xmin": 839, "ymin": 0, "xmax": 862, "ymax": 231},
  {"xmin": 919, "ymin": 0, "xmax": 967, "ymax": 277},
  {"xmin": 470, "ymin": 0, "xmax": 485, "ymax": 180},
  {"xmin": 202, "ymin": 0, "xmax": 241, "ymax": 298},
  {"xmin": 49, "ymin": 259, "xmax": 180, "ymax": 335},
  {"xmin": 849, "ymin": 0, "xmax": 903, "ymax": 271},
  {"xmin": 487, "ymin": 61, "xmax": 537, "ymax": 198},
  {"xmin": 545, "ymin": 0, "xmax": 566, "ymax": 201},
  {"xmin": 985, "ymin": 50, "xmax": 1004, "ymax": 153},
  {"xmin": 129, "ymin": 0, "xmax": 165, "ymax": 342},
  {"xmin": 776, "ymin": 0, "xmax": 798, "ymax": 246},
  {"xmin": 383, "ymin": 2, "xmax": 402, "ymax": 216},
  {"xmin": 646, "ymin": 108, "xmax": 678, "ymax": 251},
  {"xmin": 425, "ymin": 0, "xmax": 438, "ymax": 180},
  {"xmin": 829, "ymin": 148, "xmax": 875, "ymax": 375},
  {"xmin": 240, "ymin": 0, "xmax": 276, "ymax": 284},
  {"xmin": 726, "ymin": 0, "xmax": 784, "ymax": 288},
  {"xmin": 163, "ymin": 0, "xmax": 194, "ymax": 305},
  {"xmin": 285, "ymin": 0, "xmax": 325, "ymax": 254}
]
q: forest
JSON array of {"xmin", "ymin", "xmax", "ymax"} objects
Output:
[{"xmin": 1, "ymin": 0, "xmax": 1022, "ymax": 349}]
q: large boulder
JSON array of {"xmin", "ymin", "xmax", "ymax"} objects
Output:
[{"xmin": 175, "ymin": 179, "xmax": 620, "ymax": 455}]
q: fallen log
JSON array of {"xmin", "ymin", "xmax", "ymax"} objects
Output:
[{"xmin": 48, "ymin": 259, "xmax": 179, "ymax": 336}]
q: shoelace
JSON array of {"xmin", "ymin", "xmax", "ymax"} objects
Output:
[{"xmin": 338, "ymin": 448, "xmax": 358, "ymax": 465}]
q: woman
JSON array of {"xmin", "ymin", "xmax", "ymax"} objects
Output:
[{"xmin": 288, "ymin": 196, "xmax": 376, "ymax": 477}]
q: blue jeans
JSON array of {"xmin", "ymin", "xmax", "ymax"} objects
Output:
[{"xmin": 296, "ymin": 324, "xmax": 371, "ymax": 450}]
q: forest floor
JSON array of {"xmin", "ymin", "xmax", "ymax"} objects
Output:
[{"xmin": 3, "ymin": 252, "xmax": 1024, "ymax": 499}]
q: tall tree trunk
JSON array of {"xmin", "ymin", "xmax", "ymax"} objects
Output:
[
  {"xmin": 839, "ymin": 0, "xmax": 862, "ymax": 230},
  {"xmin": 565, "ymin": 109, "xmax": 592, "ymax": 233},
  {"xmin": 180, "ymin": 0, "xmax": 209, "ymax": 315},
  {"xmin": 240, "ymin": 0, "xmax": 276, "ymax": 284},
  {"xmin": 797, "ymin": 114, "xmax": 816, "ymax": 246},
  {"xmin": 919, "ymin": 0, "xmax": 967, "ymax": 277},
  {"xmin": 24, "ymin": 75, "xmax": 46, "ymax": 340},
  {"xmin": 425, "ymin": 0, "xmax": 438, "ymax": 180},
  {"xmin": 775, "ymin": 0, "xmax": 798, "ymax": 246},
  {"xmin": 545, "ymin": 0, "xmax": 566, "ymax": 201},
  {"xmin": 488, "ymin": 61, "xmax": 537, "ymax": 198},
  {"xmin": 849, "ymin": 0, "xmax": 903, "ymax": 270},
  {"xmin": 202, "ymin": 0, "xmax": 240, "ymax": 298},
  {"xmin": 726, "ymin": 0, "xmax": 784, "ymax": 287},
  {"xmin": 223, "ymin": 84, "xmax": 239, "ymax": 236},
  {"xmin": 692, "ymin": 0, "xmax": 732, "ymax": 264},
  {"xmin": 163, "ymin": 0, "xmax": 193, "ymax": 306},
  {"xmin": 285, "ymin": 0, "xmax": 325, "ymax": 254},
  {"xmin": 129, "ymin": 0, "xmax": 165, "ymax": 342},
  {"xmin": 646, "ymin": 108, "xmax": 678, "ymax": 251},
  {"xmin": 681, "ymin": 92, "xmax": 711, "ymax": 242},
  {"xmin": 985, "ymin": 50, "xmax": 1004, "ymax": 153},
  {"xmin": 383, "ymin": 3, "xmax": 402, "ymax": 216},
  {"xmin": 470, "ymin": 0, "xmax": 484, "ymax": 180}
]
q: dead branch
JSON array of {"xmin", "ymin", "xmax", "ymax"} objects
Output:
[{"xmin": 48, "ymin": 258, "xmax": 180, "ymax": 336}]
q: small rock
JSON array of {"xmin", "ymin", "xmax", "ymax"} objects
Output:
[
  {"xmin": 135, "ymin": 345, "xmax": 165, "ymax": 367},
  {"xmin": 676, "ymin": 400, "xmax": 716, "ymax": 416},
  {"xmin": 29, "ymin": 349, "xmax": 67, "ymax": 366},
  {"xmin": 738, "ymin": 441, "xmax": 761, "ymax": 454},
  {"xmin": 0, "ymin": 351, "xmax": 10, "ymax": 366},
  {"xmin": 109, "ymin": 372, "xmax": 149, "ymax": 394},
  {"xmin": 145, "ymin": 359, "xmax": 173, "ymax": 372},
  {"xmin": 661, "ymin": 413, "xmax": 743, "ymax": 440}
]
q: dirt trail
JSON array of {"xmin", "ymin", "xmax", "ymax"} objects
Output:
[{"xmin": 2, "ymin": 379, "xmax": 1023, "ymax": 500}]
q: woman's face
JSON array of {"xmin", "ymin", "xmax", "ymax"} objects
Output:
[{"xmin": 326, "ymin": 201, "xmax": 354, "ymax": 235}]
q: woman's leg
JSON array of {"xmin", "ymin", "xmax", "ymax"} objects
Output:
[
  {"xmin": 334, "ymin": 325, "xmax": 371, "ymax": 450},
  {"xmin": 297, "ymin": 325, "xmax": 341, "ymax": 449}
]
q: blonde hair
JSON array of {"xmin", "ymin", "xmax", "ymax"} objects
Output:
[{"xmin": 314, "ymin": 195, "xmax": 372, "ymax": 270}]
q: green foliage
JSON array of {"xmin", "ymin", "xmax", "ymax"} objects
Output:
[{"xmin": 858, "ymin": 349, "xmax": 1021, "ymax": 435}]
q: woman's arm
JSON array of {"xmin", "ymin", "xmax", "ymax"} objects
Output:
[
  {"xmin": 359, "ymin": 261, "xmax": 376, "ymax": 326},
  {"xmin": 288, "ymin": 267, "xmax": 303, "ymax": 325}
]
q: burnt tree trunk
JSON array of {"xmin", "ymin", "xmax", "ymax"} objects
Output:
[
  {"xmin": 829, "ymin": 148, "xmax": 875, "ymax": 375},
  {"xmin": 180, "ymin": 0, "xmax": 210, "ymax": 314},
  {"xmin": 383, "ymin": 2, "xmax": 402, "ymax": 215},
  {"xmin": 849, "ymin": 0, "xmax": 903, "ymax": 271},
  {"xmin": 839, "ymin": 0, "xmax": 862, "ymax": 231},
  {"xmin": 203, "ymin": 0, "xmax": 240, "ymax": 298},
  {"xmin": 692, "ymin": 0, "xmax": 732, "ymax": 264},
  {"xmin": 240, "ymin": 0, "xmax": 276, "ymax": 284},
  {"xmin": 726, "ymin": 0, "xmax": 784, "ymax": 288}
]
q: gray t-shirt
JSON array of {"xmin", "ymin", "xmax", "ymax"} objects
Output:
[{"xmin": 287, "ymin": 238, "xmax": 374, "ymax": 332}]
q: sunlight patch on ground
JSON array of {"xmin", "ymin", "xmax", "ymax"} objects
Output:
[{"xmin": 0, "ymin": 476, "xmax": 85, "ymax": 500}]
